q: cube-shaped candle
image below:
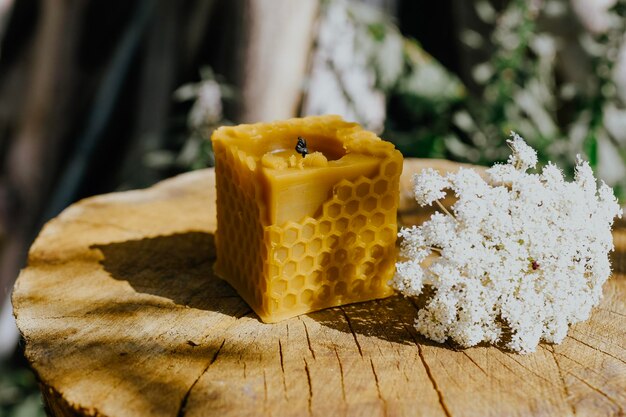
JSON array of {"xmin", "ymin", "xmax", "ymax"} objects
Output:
[{"xmin": 211, "ymin": 115, "xmax": 403, "ymax": 322}]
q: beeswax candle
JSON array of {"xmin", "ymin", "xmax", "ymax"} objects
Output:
[{"xmin": 212, "ymin": 115, "xmax": 403, "ymax": 322}]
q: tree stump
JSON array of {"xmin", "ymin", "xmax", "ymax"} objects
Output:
[{"xmin": 12, "ymin": 159, "xmax": 626, "ymax": 417}]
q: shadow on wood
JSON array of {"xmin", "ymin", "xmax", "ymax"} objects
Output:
[
  {"xmin": 88, "ymin": 228, "xmax": 458, "ymax": 351},
  {"xmin": 91, "ymin": 231, "xmax": 244, "ymax": 313},
  {"xmin": 308, "ymin": 296, "xmax": 451, "ymax": 349}
]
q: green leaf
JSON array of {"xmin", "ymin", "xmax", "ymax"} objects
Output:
[{"xmin": 367, "ymin": 22, "xmax": 386, "ymax": 42}]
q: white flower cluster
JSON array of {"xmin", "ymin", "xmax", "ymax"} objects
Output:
[{"xmin": 392, "ymin": 132, "xmax": 623, "ymax": 353}]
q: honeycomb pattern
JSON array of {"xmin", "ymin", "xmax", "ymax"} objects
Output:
[
  {"xmin": 265, "ymin": 172, "xmax": 399, "ymax": 321},
  {"xmin": 212, "ymin": 144, "xmax": 269, "ymax": 316},
  {"xmin": 212, "ymin": 115, "xmax": 402, "ymax": 323}
]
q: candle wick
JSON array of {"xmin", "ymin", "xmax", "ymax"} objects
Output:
[{"xmin": 295, "ymin": 136, "xmax": 309, "ymax": 158}]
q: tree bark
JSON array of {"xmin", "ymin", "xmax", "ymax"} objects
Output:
[{"xmin": 234, "ymin": 0, "xmax": 319, "ymax": 123}]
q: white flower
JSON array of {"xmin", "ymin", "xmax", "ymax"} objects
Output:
[
  {"xmin": 393, "ymin": 259, "xmax": 425, "ymax": 298},
  {"xmin": 507, "ymin": 131, "xmax": 538, "ymax": 171},
  {"xmin": 487, "ymin": 163, "xmax": 521, "ymax": 185},
  {"xmin": 392, "ymin": 133, "xmax": 623, "ymax": 354},
  {"xmin": 541, "ymin": 162, "xmax": 564, "ymax": 189},
  {"xmin": 575, "ymin": 155, "xmax": 598, "ymax": 198},
  {"xmin": 412, "ymin": 168, "xmax": 450, "ymax": 206},
  {"xmin": 450, "ymin": 168, "xmax": 490, "ymax": 198}
]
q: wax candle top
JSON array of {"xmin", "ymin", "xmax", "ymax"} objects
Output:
[
  {"xmin": 212, "ymin": 115, "xmax": 401, "ymax": 225},
  {"xmin": 261, "ymin": 150, "xmax": 329, "ymax": 170}
]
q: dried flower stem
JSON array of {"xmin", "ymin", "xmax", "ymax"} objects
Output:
[{"xmin": 435, "ymin": 200, "xmax": 455, "ymax": 219}]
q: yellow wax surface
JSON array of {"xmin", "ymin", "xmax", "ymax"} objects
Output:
[{"xmin": 212, "ymin": 115, "xmax": 403, "ymax": 323}]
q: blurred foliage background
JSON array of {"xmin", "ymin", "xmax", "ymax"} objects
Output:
[{"xmin": 1, "ymin": 0, "xmax": 626, "ymax": 415}]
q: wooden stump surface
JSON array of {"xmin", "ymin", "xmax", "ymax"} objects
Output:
[{"xmin": 12, "ymin": 159, "xmax": 626, "ymax": 417}]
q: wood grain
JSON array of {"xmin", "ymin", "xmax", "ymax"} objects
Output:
[{"xmin": 12, "ymin": 159, "xmax": 626, "ymax": 417}]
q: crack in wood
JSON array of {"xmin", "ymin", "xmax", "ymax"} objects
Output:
[
  {"xmin": 546, "ymin": 346, "xmax": 577, "ymax": 416},
  {"xmin": 502, "ymin": 352, "xmax": 559, "ymax": 387},
  {"xmin": 300, "ymin": 317, "xmax": 316, "ymax": 360},
  {"xmin": 552, "ymin": 349, "xmax": 607, "ymax": 379},
  {"xmin": 369, "ymin": 358, "xmax": 388, "ymax": 417},
  {"xmin": 278, "ymin": 339, "xmax": 288, "ymax": 400},
  {"xmin": 568, "ymin": 371, "xmax": 624, "ymax": 414},
  {"xmin": 597, "ymin": 307, "xmax": 626, "ymax": 319},
  {"xmin": 491, "ymin": 354, "xmax": 518, "ymax": 376},
  {"xmin": 416, "ymin": 344, "xmax": 452, "ymax": 417},
  {"xmin": 263, "ymin": 369, "xmax": 270, "ymax": 416},
  {"xmin": 403, "ymin": 324, "xmax": 452, "ymax": 417},
  {"xmin": 460, "ymin": 351, "xmax": 488, "ymax": 376},
  {"xmin": 571, "ymin": 328, "xmax": 626, "ymax": 352},
  {"xmin": 333, "ymin": 346, "xmax": 347, "ymax": 403},
  {"xmin": 340, "ymin": 307, "xmax": 363, "ymax": 357},
  {"xmin": 43, "ymin": 315, "xmax": 86, "ymax": 320},
  {"xmin": 398, "ymin": 360, "xmax": 411, "ymax": 383},
  {"xmin": 494, "ymin": 352, "xmax": 557, "ymax": 392},
  {"xmin": 303, "ymin": 358, "xmax": 313, "ymax": 417},
  {"xmin": 176, "ymin": 339, "xmax": 225, "ymax": 417},
  {"xmin": 568, "ymin": 335, "xmax": 626, "ymax": 365}
]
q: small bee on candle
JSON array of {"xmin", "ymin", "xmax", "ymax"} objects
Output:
[{"xmin": 295, "ymin": 136, "xmax": 308, "ymax": 158}]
